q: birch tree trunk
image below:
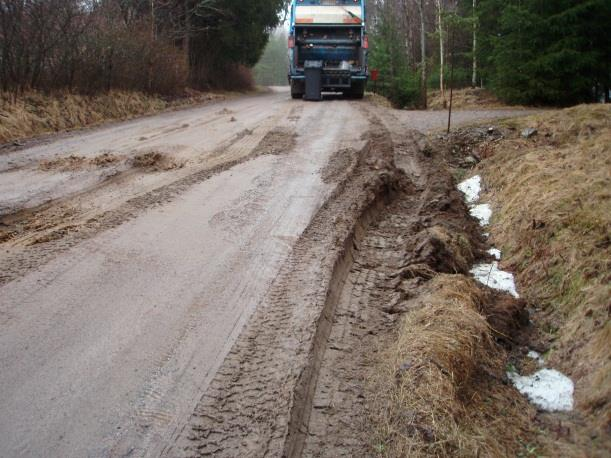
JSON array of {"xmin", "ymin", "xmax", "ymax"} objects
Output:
[
  {"xmin": 184, "ymin": 0, "xmax": 191, "ymax": 66},
  {"xmin": 436, "ymin": 0, "xmax": 446, "ymax": 107},
  {"xmin": 472, "ymin": 0, "xmax": 478, "ymax": 88},
  {"xmin": 148, "ymin": 0, "xmax": 156, "ymax": 91},
  {"xmin": 416, "ymin": 0, "xmax": 427, "ymax": 108}
]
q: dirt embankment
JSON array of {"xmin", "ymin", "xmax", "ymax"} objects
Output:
[
  {"xmin": 0, "ymin": 90, "xmax": 225, "ymax": 146},
  {"xmin": 363, "ymin": 132, "xmax": 537, "ymax": 458},
  {"xmin": 428, "ymin": 87, "xmax": 507, "ymax": 110},
  {"xmin": 433, "ymin": 104, "xmax": 611, "ymax": 456}
]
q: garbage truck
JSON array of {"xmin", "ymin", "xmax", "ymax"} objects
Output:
[{"xmin": 288, "ymin": 0, "xmax": 368, "ymax": 100}]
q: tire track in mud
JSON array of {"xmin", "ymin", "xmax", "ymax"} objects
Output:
[
  {"xmin": 163, "ymin": 116, "xmax": 405, "ymax": 457},
  {"xmin": 0, "ymin": 105, "xmax": 300, "ymax": 287},
  {"xmin": 300, "ymin": 122, "xmax": 487, "ymax": 456},
  {"xmin": 301, "ymin": 189, "xmax": 435, "ymax": 457},
  {"xmin": 165, "ymin": 109, "xmax": 487, "ymax": 457}
]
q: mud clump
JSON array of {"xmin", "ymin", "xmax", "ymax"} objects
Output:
[
  {"xmin": 363, "ymin": 123, "xmax": 535, "ymax": 456},
  {"xmin": 320, "ymin": 148, "xmax": 356, "ymax": 183},
  {"xmin": 131, "ymin": 151, "xmax": 183, "ymax": 171},
  {"xmin": 216, "ymin": 108, "xmax": 235, "ymax": 116},
  {"xmin": 403, "ymin": 225, "xmax": 474, "ymax": 274},
  {"xmin": 431, "ymin": 126, "xmax": 508, "ymax": 168},
  {"xmin": 479, "ymin": 292, "xmax": 529, "ymax": 344},
  {"xmin": 39, "ymin": 155, "xmax": 86, "ymax": 171},
  {"xmin": 91, "ymin": 152, "xmax": 120, "ymax": 167},
  {"xmin": 251, "ymin": 128, "xmax": 297, "ymax": 156},
  {"xmin": 39, "ymin": 152, "xmax": 121, "ymax": 171},
  {"xmin": 0, "ymin": 226, "xmax": 16, "ymax": 243}
]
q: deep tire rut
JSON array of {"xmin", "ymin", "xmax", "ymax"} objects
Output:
[
  {"xmin": 163, "ymin": 119, "xmax": 403, "ymax": 457},
  {"xmin": 166, "ymin": 110, "xmax": 486, "ymax": 457}
]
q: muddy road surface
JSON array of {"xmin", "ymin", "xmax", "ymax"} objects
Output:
[{"xmin": 0, "ymin": 88, "xmax": 527, "ymax": 457}]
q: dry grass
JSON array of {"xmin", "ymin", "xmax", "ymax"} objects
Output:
[
  {"xmin": 370, "ymin": 275, "xmax": 536, "ymax": 458},
  {"xmin": 479, "ymin": 104, "xmax": 611, "ymax": 442},
  {"xmin": 0, "ymin": 90, "xmax": 224, "ymax": 145},
  {"xmin": 365, "ymin": 92, "xmax": 394, "ymax": 109},
  {"xmin": 428, "ymin": 87, "xmax": 506, "ymax": 110}
]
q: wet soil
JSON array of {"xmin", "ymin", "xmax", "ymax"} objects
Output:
[
  {"xmin": 0, "ymin": 88, "xmax": 534, "ymax": 457},
  {"xmin": 164, "ymin": 112, "xmax": 529, "ymax": 457}
]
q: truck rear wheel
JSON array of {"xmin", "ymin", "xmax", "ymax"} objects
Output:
[
  {"xmin": 290, "ymin": 81, "xmax": 304, "ymax": 100},
  {"xmin": 346, "ymin": 81, "xmax": 365, "ymax": 100}
]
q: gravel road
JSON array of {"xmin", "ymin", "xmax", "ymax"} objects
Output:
[{"xmin": 0, "ymin": 88, "xmax": 529, "ymax": 457}]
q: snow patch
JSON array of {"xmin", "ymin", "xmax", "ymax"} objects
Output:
[
  {"xmin": 508, "ymin": 369, "xmax": 574, "ymax": 412},
  {"xmin": 470, "ymin": 204, "xmax": 492, "ymax": 226},
  {"xmin": 458, "ymin": 175, "xmax": 481, "ymax": 204},
  {"xmin": 527, "ymin": 350, "xmax": 545, "ymax": 365},
  {"xmin": 487, "ymin": 248, "xmax": 502, "ymax": 260},
  {"xmin": 456, "ymin": 175, "xmax": 491, "ymax": 225},
  {"xmin": 470, "ymin": 262, "xmax": 519, "ymax": 297}
]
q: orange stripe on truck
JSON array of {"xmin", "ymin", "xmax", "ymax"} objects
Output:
[{"xmin": 296, "ymin": 18, "xmax": 314, "ymax": 23}]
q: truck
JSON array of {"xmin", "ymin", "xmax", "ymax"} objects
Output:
[{"xmin": 288, "ymin": 0, "xmax": 368, "ymax": 100}]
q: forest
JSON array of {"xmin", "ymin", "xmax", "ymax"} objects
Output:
[
  {"xmin": 0, "ymin": 0, "xmax": 286, "ymax": 94},
  {"xmin": 367, "ymin": 0, "xmax": 611, "ymax": 107},
  {"xmin": 1, "ymin": 1, "xmax": 609, "ymax": 106}
]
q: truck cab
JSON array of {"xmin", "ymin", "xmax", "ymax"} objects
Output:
[{"xmin": 288, "ymin": 0, "xmax": 368, "ymax": 100}]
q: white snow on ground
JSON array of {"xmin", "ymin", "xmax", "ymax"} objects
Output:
[
  {"xmin": 470, "ymin": 203, "xmax": 492, "ymax": 226},
  {"xmin": 457, "ymin": 175, "xmax": 481, "ymax": 204},
  {"xmin": 457, "ymin": 175, "xmax": 491, "ymax": 225},
  {"xmin": 508, "ymin": 369, "xmax": 574, "ymax": 412},
  {"xmin": 470, "ymin": 262, "xmax": 519, "ymax": 298},
  {"xmin": 527, "ymin": 350, "xmax": 545, "ymax": 365},
  {"xmin": 454, "ymin": 164, "xmax": 573, "ymax": 414},
  {"xmin": 487, "ymin": 248, "xmax": 502, "ymax": 260}
]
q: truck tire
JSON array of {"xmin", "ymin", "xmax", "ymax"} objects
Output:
[
  {"xmin": 347, "ymin": 81, "xmax": 365, "ymax": 100},
  {"xmin": 290, "ymin": 81, "xmax": 304, "ymax": 100}
]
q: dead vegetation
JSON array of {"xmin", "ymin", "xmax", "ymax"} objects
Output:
[
  {"xmin": 428, "ymin": 87, "xmax": 506, "ymax": 110},
  {"xmin": 0, "ymin": 90, "xmax": 224, "ymax": 145},
  {"xmin": 250, "ymin": 128, "xmax": 297, "ymax": 156},
  {"xmin": 371, "ymin": 275, "xmax": 535, "ymax": 457},
  {"xmin": 363, "ymin": 132, "xmax": 537, "ymax": 457},
  {"xmin": 365, "ymin": 92, "xmax": 394, "ymax": 109},
  {"xmin": 425, "ymin": 103, "xmax": 610, "ymax": 455},
  {"xmin": 479, "ymin": 105, "xmax": 611, "ymax": 446},
  {"xmin": 366, "ymin": 106, "xmax": 610, "ymax": 457}
]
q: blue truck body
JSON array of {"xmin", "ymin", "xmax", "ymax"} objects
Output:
[{"xmin": 288, "ymin": 0, "xmax": 368, "ymax": 99}]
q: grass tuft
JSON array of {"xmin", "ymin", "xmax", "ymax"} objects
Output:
[{"xmin": 369, "ymin": 275, "xmax": 535, "ymax": 457}]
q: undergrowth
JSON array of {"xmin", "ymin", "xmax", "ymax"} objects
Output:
[{"xmin": 0, "ymin": 90, "xmax": 225, "ymax": 145}]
